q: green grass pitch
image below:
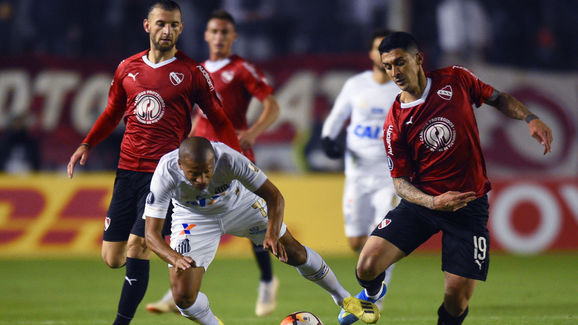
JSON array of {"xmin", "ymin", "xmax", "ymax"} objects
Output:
[{"xmin": 0, "ymin": 253, "xmax": 576, "ymax": 324}]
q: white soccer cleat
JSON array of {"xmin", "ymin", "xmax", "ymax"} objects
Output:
[
  {"xmin": 255, "ymin": 276, "xmax": 279, "ymax": 316},
  {"xmin": 146, "ymin": 290, "xmax": 179, "ymax": 314}
]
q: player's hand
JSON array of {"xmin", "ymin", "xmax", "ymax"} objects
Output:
[
  {"xmin": 432, "ymin": 191, "xmax": 477, "ymax": 211},
  {"xmin": 238, "ymin": 130, "xmax": 257, "ymax": 151},
  {"xmin": 172, "ymin": 254, "xmax": 196, "ymax": 272},
  {"xmin": 67, "ymin": 144, "xmax": 90, "ymax": 178},
  {"xmin": 263, "ymin": 236, "xmax": 288, "ymax": 263},
  {"xmin": 528, "ymin": 119, "xmax": 553, "ymax": 155},
  {"xmin": 321, "ymin": 137, "xmax": 343, "ymax": 159}
]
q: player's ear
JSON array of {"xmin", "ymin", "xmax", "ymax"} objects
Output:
[
  {"xmin": 415, "ymin": 52, "xmax": 424, "ymax": 65},
  {"xmin": 143, "ymin": 19, "xmax": 150, "ymax": 33}
]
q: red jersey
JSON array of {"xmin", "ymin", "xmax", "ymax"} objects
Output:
[
  {"xmin": 384, "ymin": 66, "xmax": 494, "ymax": 196},
  {"xmin": 82, "ymin": 50, "xmax": 240, "ymax": 172},
  {"xmin": 193, "ymin": 55, "xmax": 273, "ymax": 161}
]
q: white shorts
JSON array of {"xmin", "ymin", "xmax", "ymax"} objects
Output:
[
  {"xmin": 342, "ymin": 175, "xmax": 398, "ymax": 238},
  {"xmin": 169, "ymin": 197, "xmax": 287, "ymax": 270}
]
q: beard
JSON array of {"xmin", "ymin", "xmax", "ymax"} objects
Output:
[{"xmin": 152, "ymin": 39, "xmax": 175, "ymax": 52}]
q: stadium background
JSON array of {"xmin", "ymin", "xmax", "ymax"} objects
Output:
[{"xmin": 0, "ymin": 0, "xmax": 577, "ymax": 259}]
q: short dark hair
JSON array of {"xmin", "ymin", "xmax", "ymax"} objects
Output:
[
  {"xmin": 378, "ymin": 31, "xmax": 421, "ymax": 54},
  {"xmin": 148, "ymin": 0, "xmax": 181, "ymax": 18},
  {"xmin": 179, "ymin": 137, "xmax": 214, "ymax": 163},
  {"xmin": 368, "ymin": 29, "xmax": 392, "ymax": 50},
  {"xmin": 208, "ymin": 9, "xmax": 235, "ymax": 26}
]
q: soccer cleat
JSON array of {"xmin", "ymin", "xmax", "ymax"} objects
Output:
[
  {"xmin": 216, "ymin": 316, "xmax": 224, "ymax": 325},
  {"xmin": 341, "ymin": 297, "xmax": 380, "ymax": 324},
  {"xmin": 146, "ymin": 291, "xmax": 179, "ymax": 314},
  {"xmin": 338, "ymin": 283, "xmax": 386, "ymax": 324},
  {"xmin": 255, "ymin": 276, "xmax": 279, "ymax": 316}
]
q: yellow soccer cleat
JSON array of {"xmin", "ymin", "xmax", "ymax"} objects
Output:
[{"xmin": 342, "ymin": 296, "xmax": 380, "ymax": 324}]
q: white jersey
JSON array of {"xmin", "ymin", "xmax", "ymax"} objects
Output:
[
  {"xmin": 321, "ymin": 71, "xmax": 400, "ymax": 178},
  {"xmin": 144, "ymin": 142, "xmax": 267, "ymax": 222}
]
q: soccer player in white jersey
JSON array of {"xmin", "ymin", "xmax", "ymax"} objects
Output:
[
  {"xmin": 144, "ymin": 137, "xmax": 378, "ymax": 324},
  {"xmin": 321, "ymin": 29, "xmax": 400, "ymax": 325}
]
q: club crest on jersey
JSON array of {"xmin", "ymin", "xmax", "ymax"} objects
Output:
[
  {"xmin": 221, "ymin": 70, "xmax": 234, "ymax": 83},
  {"xmin": 378, "ymin": 218, "xmax": 392, "ymax": 229},
  {"xmin": 437, "ymin": 85, "xmax": 453, "ymax": 100},
  {"xmin": 169, "ymin": 72, "xmax": 184, "ymax": 86},
  {"xmin": 420, "ymin": 117, "xmax": 456, "ymax": 152},
  {"xmin": 134, "ymin": 90, "xmax": 165, "ymax": 124}
]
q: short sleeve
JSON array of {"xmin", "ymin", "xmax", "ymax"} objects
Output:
[
  {"xmin": 240, "ymin": 61, "xmax": 273, "ymax": 101},
  {"xmin": 452, "ymin": 66, "xmax": 494, "ymax": 107},
  {"xmin": 143, "ymin": 160, "xmax": 175, "ymax": 219}
]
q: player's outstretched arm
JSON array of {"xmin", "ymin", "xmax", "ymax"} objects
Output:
[
  {"xmin": 145, "ymin": 216, "xmax": 195, "ymax": 271},
  {"xmin": 254, "ymin": 179, "xmax": 287, "ymax": 262},
  {"xmin": 67, "ymin": 144, "xmax": 90, "ymax": 178},
  {"xmin": 393, "ymin": 177, "xmax": 476, "ymax": 212},
  {"xmin": 238, "ymin": 95, "xmax": 280, "ymax": 150},
  {"xmin": 485, "ymin": 90, "xmax": 553, "ymax": 154}
]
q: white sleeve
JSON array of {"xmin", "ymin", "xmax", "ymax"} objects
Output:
[
  {"xmin": 321, "ymin": 79, "xmax": 353, "ymax": 139},
  {"xmin": 143, "ymin": 160, "xmax": 175, "ymax": 219},
  {"xmin": 221, "ymin": 145, "xmax": 268, "ymax": 192}
]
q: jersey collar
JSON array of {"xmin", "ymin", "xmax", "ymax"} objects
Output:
[
  {"xmin": 400, "ymin": 78, "xmax": 431, "ymax": 109},
  {"xmin": 141, "ymin": 55, "xmax": 177, "ymax": 69},
  {"xmin": 204, "ymin": 57, "xmax": 232, "ymax": 73}
]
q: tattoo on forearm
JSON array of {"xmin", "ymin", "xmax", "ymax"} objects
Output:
[
  {"xmin": 494, "ymin": 92, "xmax": 532, "ymax": 120},
  {"xmin": 393, "ymin": 177, "xmax": 434, "ymax": 209}
]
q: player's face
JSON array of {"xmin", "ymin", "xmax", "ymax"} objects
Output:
[
  {"xmin": 381, "ymin": 48, "xmax": 423, "ymax": 91},
  {"xmin": 369, "ymin": 37, "xmax": 386, "ymax": 72},
  {"xmin": 144, "ymin": 7, "xmax": 183, "ymax": 53},
  {"xmin": 205, "ymin": 18, "xmax": 237, "ymax": 58},
  {"xmin": 179, "ymin": 156, "xmax": 215, "ymax": 190}
]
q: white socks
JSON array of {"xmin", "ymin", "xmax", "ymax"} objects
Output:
[
  {"xmin": 296, "ymin": 246, "xmax": 350, "ymax": 306},
  {"xmin": 176, "ymin": 291, "xmax": 220, "ymax": 325}
]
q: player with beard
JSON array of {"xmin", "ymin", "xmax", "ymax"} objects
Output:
[
  {"xmin": 67, "ymin": 2, "xmax": 241, "ymax": 324},
  {"xmin": 146, "ymin": 9, "xmax": 282, "ymax": 317}
]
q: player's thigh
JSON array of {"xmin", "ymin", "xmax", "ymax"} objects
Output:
[
  {"xmin": 343, "ymin": 177, "xmax": 375, "ymax": 237},
  {"xmin": 371, "ymin": 199, "xmax": 439, "ymax": 256},
  {"xmin": 440, "ymin": 195, "xmax": 490, "ymax": 281},
  {"xmin": 103, "ymin": 169, "xmax": 139, "ymax": 242},
  {"xmin": 225, "ymin": 197, "xmax": 287, "ymax": 246},
  {"xmin": 170, "ymin": 215, "xmax": 222, "ymax": 270},
  {"xmin": 169, "ymin": 266, "xmax": 205, "ymax": 306},
  {"xmin": 129, "ymin": 171, "xmax": 155, "ymax": 238},
  {"xmin": 357, "ymin": 235, "xmax": 405, "ymax": 278}
]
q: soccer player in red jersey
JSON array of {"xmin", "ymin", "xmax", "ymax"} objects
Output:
[
  {"xmin": 146, "ymin": 9, "xmax": 281, "ymax": 317},
  {"xmin": 66, "ymin": 2, "xmax": 240, "ymax": 324},
  {"xmin": 341, "ymin": 32, "xmax": 553, "ymax": 324}
]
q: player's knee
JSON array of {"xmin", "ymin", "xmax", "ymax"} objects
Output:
[
  {"xmin": 355, "ymin": 256, "xmax": 381, "ymax": 280},
  {"xmin": 444, "ymin": 284, "xmax": 471, "ymax": 315},
  {"xmin": 126, "ymin": 237, "xmax": 149, "ymax": 258},
  {"xmin": 101, "ymin": 252, "xmax": 125, "ymax": 268},
  {"xmin": 173, "ymin": 289, "xmax": 198, "ymax": 309}
]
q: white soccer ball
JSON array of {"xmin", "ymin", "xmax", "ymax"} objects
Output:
[{"xmin": 280, "ymin": 311, "xmax": 323, "ymax": 325}]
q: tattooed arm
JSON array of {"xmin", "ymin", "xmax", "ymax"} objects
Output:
[
  {"xmin": 393, "ymin": 177, "xmax": 477, "ymax": 212},
  {"xmin": 485, "ymin": 89, "xmax": 553, "ymax": 154}
]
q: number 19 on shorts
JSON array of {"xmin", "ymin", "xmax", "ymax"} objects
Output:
[{"xmin": 473, "ymin": 235, "xmax": 487, "ymax": 270}]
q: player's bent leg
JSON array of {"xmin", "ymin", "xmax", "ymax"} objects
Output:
[
  {"xmin": 279, "ymin": 230, "xmax": 350, "ymax": 307},
  {"xmin": 439, "ymin": 271, "xmax": 476, "ymax": 324},
  {"xmin": 102, "ymin": 240, "xmax": 128, "ymax": 268},
  {"xmin": 170, "ymin": 267, "xmax": 221, "ymax": 324},
  {"xmin": 357, "ymin": 236, "xmax": 404, "ymax": 281}
]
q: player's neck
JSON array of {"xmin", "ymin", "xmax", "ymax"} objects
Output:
[
  {"xmin": 400, "ymin": 70, "xmax": 427, "ymax": 103},
  {"xmin": 372, "ymin": 68, "xmax": 390, "ymax": 84},
  {"xmin": 209, "ymin": 51, "xmax": 231, "ymax": 62},
  {"xmin": 148, "ymin": 47, "xmax": 178, "ymax": 64}
]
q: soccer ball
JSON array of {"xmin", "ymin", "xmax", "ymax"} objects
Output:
[{"xmin": 280, "ymin": 311, "xmax": 323, "ymax": 325}]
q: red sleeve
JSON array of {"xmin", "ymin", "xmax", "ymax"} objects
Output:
[
  {"xmin": 83, "ymin": 63, "xmax": 127, "ymax": 147},
  {"xmin": 192, "ymin": 65, "xmax": 242, "ymax": 152},
  {"xmin": 384, "ymin": 108, "xmax": 412, "ymax": 178},
  {"xmin": 240, "ymin": 61, "xmax": 273, "ymax": 101},
  {"xmin": 452, "ymin": 66, "xmax": 494, "ymax": 107}
]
